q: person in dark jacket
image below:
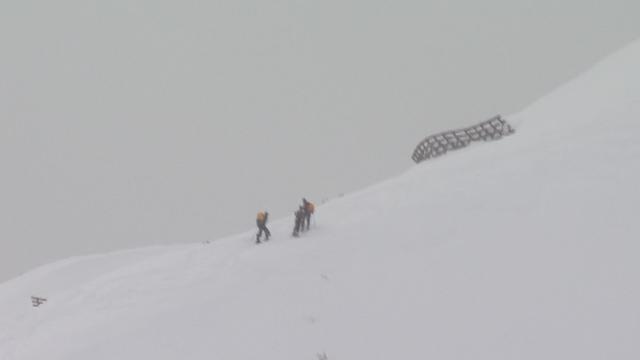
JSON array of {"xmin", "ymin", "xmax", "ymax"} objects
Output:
[
  {"xmin": 256, "ymin": 211, "xmax": 270, "ymax": 244},
  {"xmin": 292, "ymin": 206, "xmax": 305, "ymax": 237}
]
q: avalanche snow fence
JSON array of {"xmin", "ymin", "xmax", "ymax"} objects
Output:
[{"xmin": 411, "ymin": 115, "xmax": 515, "ymax": 163}]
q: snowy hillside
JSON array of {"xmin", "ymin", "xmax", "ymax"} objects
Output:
[{"xmin": 1, "ymin": 39, "xmax": 640, "ymax": 359}]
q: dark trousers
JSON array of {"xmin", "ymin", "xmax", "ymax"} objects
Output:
[
  {"xmin": 293, "ymin": 218, "xmax": 303, "ymax": 236},
  {"xmin": 305, "ymin": 213, "xmax": 311, "ymax": 230},
  {"xmin": 256, "ymin": 223, "xmax": 270, "ymax": 242}
]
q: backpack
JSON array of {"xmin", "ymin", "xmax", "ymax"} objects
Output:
[
  {"xmin": 306, "ymin": 202, "xmax": 315, "ymax": 214},
  {"xmin": 256, "ymin": 212, "xmax": 266, "ymax": 223}
]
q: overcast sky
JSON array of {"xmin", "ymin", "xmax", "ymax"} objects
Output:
[{"xmin": 1, "ymin": 0, "xmax": 640, "ymax": 282}]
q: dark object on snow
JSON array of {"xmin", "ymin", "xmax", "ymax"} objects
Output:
[
  {"xmin": 256, "ymin": 211, "xmax": 271, "ymax": 243},
  {"xmin": 411, "ymin": 115, "xmax": 514, "ymax": 163},
  {"xmin": 31, "ymin": 296, "xmax": 47, "ymax": 307}
]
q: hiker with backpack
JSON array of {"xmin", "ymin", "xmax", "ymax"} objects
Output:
[
  {"xmin": 302, "ymin": 198, "xmax": 315, "ymax": 231},
  {"xmin": 256, "ymin": 211, "xmax": 270, "ymax": 244}
]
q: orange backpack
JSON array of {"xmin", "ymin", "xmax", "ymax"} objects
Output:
[{"xmin": 306, "ymin": 202, "xmax": 315, "ymax": 214}]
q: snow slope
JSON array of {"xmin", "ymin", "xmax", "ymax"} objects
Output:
[{"xmin": 1, "ymin": 40, "xmax": 640, "ymax": 359}]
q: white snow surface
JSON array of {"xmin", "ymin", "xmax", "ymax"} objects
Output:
[{"xmin": 2, "ymin": 40, "xmax": 640, "ymax": 360}]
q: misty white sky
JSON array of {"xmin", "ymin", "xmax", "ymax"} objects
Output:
[{"xmin": 2, "ymin": 0, "xmax": 640, "ymax": 282}]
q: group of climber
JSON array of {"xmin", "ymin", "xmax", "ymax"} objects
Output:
[
  {"xmin": 294, "ymin": 198, "xmax": 315, "ymax": 237},
  {"xmin": 255, "ymin": 198, "xmax": 315, "ymax": 244}
]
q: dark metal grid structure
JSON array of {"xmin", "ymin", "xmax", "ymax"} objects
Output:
[
  {"xmin": 31, "ymin": 296, "xmax": 47, "ymax": 307},
  {"xmin": 411, "ymin": 115, "xmax": 514, "ymax": 163}
]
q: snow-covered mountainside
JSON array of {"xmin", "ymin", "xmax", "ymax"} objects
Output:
[{"xmin": 2, "ymin": 39, "xmax": 639, "ymax": 359}]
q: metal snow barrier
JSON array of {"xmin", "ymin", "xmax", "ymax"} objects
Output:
[
  {"xmin": 31, "ymin": 296, "xmax": 47, "ymax": 307},
  {"xmin": 411, "ymin": 115, "xmax": 514, "ymax": 163}
]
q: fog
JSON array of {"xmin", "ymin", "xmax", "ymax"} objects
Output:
[{"xmin": 2, "ymin": 0, "xmax": 639, "ymax": 281}]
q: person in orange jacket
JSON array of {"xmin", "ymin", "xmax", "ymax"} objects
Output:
[
  {"xmin": 302, "ymin": 198, "xmax": 315, "ymax": 231},
  {"xmin": 256, "ymin": 211, "xmax": 270, "ymax": 244}
]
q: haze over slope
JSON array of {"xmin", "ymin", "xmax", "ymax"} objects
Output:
[
  {"xmin": 1, "ymin": 39, "xmax": 639, "ymax": 359},
  {"xmin": 3, "ymin": 0, "xmax": 640, "ymax": 283}
]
